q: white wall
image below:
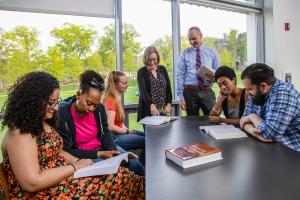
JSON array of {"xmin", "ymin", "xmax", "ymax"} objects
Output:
[
  {"xmin": 266, "ymin": 0, "xmax": 300, "ymax": 90},
  {"xmin": 263, "ymin": 0, "xmax": 274, "ymax": 69}
]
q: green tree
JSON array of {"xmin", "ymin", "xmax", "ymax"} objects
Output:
[
  {"xmin": 236, "ymin": 32, "xmax": 247, "ymax": 67},
  {"xmin": 180, "ymin": 36, "xmax": 190, "ymax": 51},
  {"xmin": 98, "ymin": 23, "xmax": 141, "ymax": 72},
  {"xmin": 228, "ymin": 29, "xmax": 238, "ymax": 53},
  {"xmin": 50, "ymin": 23, "xmax": 98, "ymax": 83},
  {"xmin": 51, "ymin": 23, "xmax": 98, "ymax": 59},
  {"xmin": 0, "ymin": 27, "xmax": 6, "ymax": 90},
  {"xmin": 152, "ymin": 35, "xmax": 172, "ymax": 71},
  {"xmin": 203, "ymin": 37, "xmax": 218, "ymax": 49},
  {"xmin": 42, "ymin": 46, "xmax": 65, "ymax": 80},
  {"xmin": 1, "ymin": 26, "xmax": 43, "ymax": 84},
  {"xmin": 85, "ymin": 52, "xmax": 103, "ymax": 73},
  {"xmin": 98, "ymin": 24, "xmax": 115, "ymax": 71},
  {"xmin": 219, "ymin": 49, "xmax": 234, "ymax": 67},
  {"xmin": 64, "ymin": 55, "xmax": 83, "ymax": 86}
]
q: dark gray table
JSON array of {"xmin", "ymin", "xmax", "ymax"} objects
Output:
[{"xmin": 146, "ymin": 116, "xmax": 300, "ymax": 200}]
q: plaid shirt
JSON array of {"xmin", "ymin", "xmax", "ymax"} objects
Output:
[{"xmin": 243, "ymin": 79, "xmax": 300, "ymax": 151}]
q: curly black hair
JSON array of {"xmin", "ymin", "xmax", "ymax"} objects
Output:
[
  {"xmin": 214, "ymin": 66, "xmax": 237, "ymax": 82},
  {"xmin": 1, "ymin": 72, "xmax": 60, "ymax": 137},
  {"xmin": 79, "ymin": 70, "xmax": 105, "ymax": 93}
]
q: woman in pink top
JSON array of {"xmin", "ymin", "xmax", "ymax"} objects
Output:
[
  {"xmin": 58, "ymin": 70, "xmax": 144, "ymax": 176},
  {"xmin": 101, "ymin": 71, "xmax": 145, "ymax": 166}
]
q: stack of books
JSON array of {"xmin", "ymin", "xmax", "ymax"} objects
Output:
[{"xmin": 165, "ymin": 143, "xmax": 222, "ymax": 168}]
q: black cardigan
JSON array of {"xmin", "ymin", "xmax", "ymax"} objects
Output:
[
  {"xmin": 57, "ymin": 96, "xmax": 117, "ymax": 159},
  {"xmin": 137, "ymin": 65, "xmax": 172, "ymax": 121}
]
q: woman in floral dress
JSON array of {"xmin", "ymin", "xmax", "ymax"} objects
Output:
[{"xmin": 1, "ymin": 72, "xmax": 144, "ymax": 199}]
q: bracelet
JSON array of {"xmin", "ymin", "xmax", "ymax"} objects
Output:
[
  {"xmin": 212, "ymin": 108, "xmax": 220, "ymax": 115},
  {"xmin": 69, "ymin": 163, "xmax": 76, "ymax": 172}
]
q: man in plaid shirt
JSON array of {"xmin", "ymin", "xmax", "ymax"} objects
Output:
[{"xmin": 240, "ymin": 63, "xmax": 300, "ymax": 151}]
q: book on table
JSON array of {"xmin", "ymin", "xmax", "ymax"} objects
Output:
[
  {"xmin": 165, "ymin": 143, "xmax": 223, "ymax": 168},
  {"xmin": 73, "ymin": 152, "xmax": 138, "ymax": 178},
  {"xmin": 139, "ymin": 116, "xmax": 179, "ymax": 126},
  {"xmin": 199, "ymin": 124, "xmax": 248, "ymax": 140}
]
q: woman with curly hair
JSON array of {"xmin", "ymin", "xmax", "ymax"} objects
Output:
[
  {"xmin": 209, "ymin": 66, "xmax": 248, "ymax": 126},
  {"xmin": 1, "ymin": 72, "xmax": 144, "ymax": 199}
]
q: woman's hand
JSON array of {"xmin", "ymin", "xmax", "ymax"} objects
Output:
[
  {"xmin": 73, "ymin": 159, "xmax": 93, "ymax": 170},
  {"xmin": 209, "ymin": 115, "xmax": 222, "ymax": 124},
  {"xmin": 217, "ymin": 92, "xmax": 227, "ymax": 102},
  {"xmin": 97, "ymin": 150, "xmax": 120, "ymax": 159},
  {"xmin": 150, "ymin": 104, "xmax": 160, "ymax": 116},
  {"xmin": 163, "ymin": 103, "xmax": 172, "ymax": 115}
]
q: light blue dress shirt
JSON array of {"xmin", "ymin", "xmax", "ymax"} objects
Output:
[{"xmin": 176, "ymin": 44, "xmax": 220, "ymax": 100}]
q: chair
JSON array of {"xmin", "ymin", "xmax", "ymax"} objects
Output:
[{"xmin": 0, "ymin": 163, "xmax": 9, "ymax": 200}]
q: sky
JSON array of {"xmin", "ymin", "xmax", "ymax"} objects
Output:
[{"xmin": 0, "ymin": 0, "xmax": 246, "ymax": 50}]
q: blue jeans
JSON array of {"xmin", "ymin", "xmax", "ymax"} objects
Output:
[
  {"xmin": 114, "ymin": 131, "xmax": 145, "ymax": 166},
  {"xmin": 92, "ymin": 145, "xmax": 145, "ymax": 176}
]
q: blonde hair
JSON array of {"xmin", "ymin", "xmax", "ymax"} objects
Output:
[
  {"xmin": 101, "ymin": 70, "xmax": 126, "ymax": 123},
  {"xmin": 143, "ymin": 46, "xmax": 160, "ymax": 66}
]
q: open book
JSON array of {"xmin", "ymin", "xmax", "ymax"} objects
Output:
[
  {"xmin": 74, "ymin": 152, "xmax": 137, "ymax": 178},
  {"xmin": 196, "ymin": 65, "xmax": 215, "ymax": 81},
  {"xmin": 165, "ymin": 143, "xmax": 222, "ymax": 168},
  {"xmin": 199, "ymin": 124, "xmax": 248, "ymax": 140},
  {"xmin": 139, "ymin": 116, "xmax": 179, "ymax": 126}
]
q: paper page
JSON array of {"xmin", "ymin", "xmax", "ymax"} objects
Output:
[
  {"xmin": 199, "ymin": 125, "xmax": 247, "ymax": 139},
  {"xmin": 199, "ymin": 124, "xmax": 234, "ymax": 132},
  {"xmin": 74, "ymin": 152, "xmax": 130, "ymax": 178},
  {"xmin": 139, "ymin": 116, "xmax": 179, "ymax": 125}
]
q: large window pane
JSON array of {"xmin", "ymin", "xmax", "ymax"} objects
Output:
[
  {"xmin": 122, "ymin": 0, "xmax": 173, "ymax": 104},
  {"xmin": 0, "ymin": 10, "xmax": 115, "ymax": 156},
  {"xmin": 180, "ymin": 3, "xmax": 248, "ymax": 115},
  {"xmin": 0, "ymin": 10, "xmax": 114, "ymax": 101},
  {"xmin": 122, "ymin": 0, "xmax": 173, "ymax": 129},
  {"xmin": 180, "ymin": 3, "xmax": 247, "ymax": 72}
]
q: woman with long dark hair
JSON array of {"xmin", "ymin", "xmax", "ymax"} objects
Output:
[{"xmin": 1, "ymin": 72, "xmax": 144, "ymax": 199}]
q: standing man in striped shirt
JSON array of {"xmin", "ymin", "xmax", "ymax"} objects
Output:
[
  {"xmin": 176, "ymin": 26, "xmax": 220, "ymax": 116},
  {"xmin": 240, "ymin": 63, "xmax": 300, "ymax": 151}
]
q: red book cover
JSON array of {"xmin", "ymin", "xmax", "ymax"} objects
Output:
[{"xmin": 166, "ymin": 143, "xmax": 221, "ymax": 161}]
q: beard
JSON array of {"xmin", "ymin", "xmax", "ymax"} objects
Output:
[{"xmin": 252, "ymin": 90, "xmax": 267, "ymax": 106}]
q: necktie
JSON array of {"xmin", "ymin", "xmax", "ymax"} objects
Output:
[
  {"xmin": 196, "ymin": 48, "xmax": 204, "ymax": 85},
  {"xmin": 196, "ymin": 48, "xmax": 201, "ymax": 69}
]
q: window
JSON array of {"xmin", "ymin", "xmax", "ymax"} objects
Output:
[
  {"xmin": 0, "ymin": 10, "xmax": 115, "ymax": 148},
  {"xmin": 122, "ymin": 0, "xmax": 173, "ymax": 104}
]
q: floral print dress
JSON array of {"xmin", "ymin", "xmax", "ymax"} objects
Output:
[
  {"xmin": 2, "ymin": 130, "xmax": 145, "ymax": 200},
  {"xmin": 148, "ymin": 69, "xmax": 167, "ymax": 111}
]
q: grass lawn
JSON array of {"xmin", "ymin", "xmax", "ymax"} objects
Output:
[{"xmin": 0, "ymin": 71, "xmax": 243, "ymax": 161}]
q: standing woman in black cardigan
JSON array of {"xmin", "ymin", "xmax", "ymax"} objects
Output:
[{"xmin": 137, "ymin": 46, "xmax": 172, "ymax": 121}]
